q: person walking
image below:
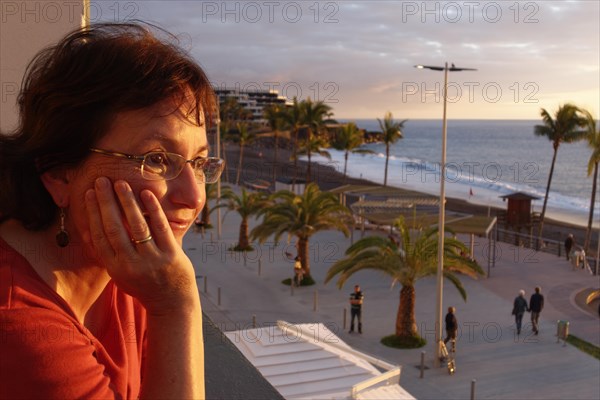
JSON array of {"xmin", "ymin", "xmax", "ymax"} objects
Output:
[
  {"xmin": 444, "ymin": 306, "xmax": 458, "ymax": 352},
  {"xmin": 512, "ymin": 290, "xmax": 529, "ymax": 335},
  {"xmin": 529, "ymin": 287, "xmax": 544, "ymax": 335},
  {"xmin": 564, "ymin": 234, "xmax": 574, "ymax": 261},
  {"xmin": 349, "ymin": 285, "xmax": 364, "ymax": 334}
]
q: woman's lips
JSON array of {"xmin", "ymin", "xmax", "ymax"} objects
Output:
[{"xmin": 168, "ymin": 219, "xmax": 191, "ymax": 232}]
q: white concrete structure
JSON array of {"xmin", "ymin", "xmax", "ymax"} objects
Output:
[{"xmin": 224, "ymin": 320, "xmax": 415, "ymax": 400}]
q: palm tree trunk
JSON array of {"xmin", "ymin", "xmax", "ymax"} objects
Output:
[
  {"xmin": 384, "ymin": 143, "xmax": 390, "ymax": 187},
  {"xmin": 395, "ymin": 284, "xmax": 417, "ymax": 337},
  {"xmin": 272, "ymin": 131, "xmax": 279, "ymax": 187},
  {"xmin": 306, "ymin": 128, "xmax": 312, "ymax": 183},
  {"xmin": 292, "ymin": 128, "xmax": 298, "ymax": 192},
  {"xmin": 343, "ymin": 150, "xmax": 349, "ymax": 184},
  {"xmin": 221, "ymin": 141, "xmax": 229, "ymax": 183},
  {"xmin": 297, "ymin": 236, "xmax": 310, "ymax": 276},
  {"xmin": 538, "ymin": 146, "xmax": 559, "ymax": 241},
  {"xmin": 236, "ymin": 144, "xmax": 244, "ymax": 186},
  {"xmin": 201, "ymin": 201, "xmax": 210, "ymax": 226},
  {"xmin": 239, "ymin": 217, "xmax": 249, "ymax": 249},
  {"xmin": 584, "ymin": 162, "xmax": 598, "ymax": 252}
]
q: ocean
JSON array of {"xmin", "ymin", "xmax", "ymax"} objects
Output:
[{"xmin": 311, "ymin": 119, "xmax": 600, "ymax": 229}]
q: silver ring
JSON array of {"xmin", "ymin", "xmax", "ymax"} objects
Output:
[{"xmin": 131, "ymin": 235, "xmax": 153, "ymax": 244}]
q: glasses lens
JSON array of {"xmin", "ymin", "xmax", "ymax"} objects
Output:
[
  {"xmin": 195, "ymin": 158, "xmax": 225, "ymax": 183},
  {"xmin": 141, "ymin": 152, "xmax": 184, "ymax": 180}
]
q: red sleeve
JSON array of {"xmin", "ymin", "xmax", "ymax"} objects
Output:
[{"xmin": 1, "ymin": 308, "xmax": 122, "ymax": 399}]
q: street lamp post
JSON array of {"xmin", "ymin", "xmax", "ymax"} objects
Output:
[
  {"xmin": 216, "ymin": 115, "xmax": 222, "ymax": 239},
  {"xmin": 415, "ymin": 63, "xmax": 477, "ymax": 367}
]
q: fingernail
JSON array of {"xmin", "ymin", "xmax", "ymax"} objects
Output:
[
  {"xmin": 85, "ymin": 189, "xmax": 96, "ymax": 201},
  {"xmin": 115, "ymin": 180, "xmax": 128, "ymax": 194},
  {"xmin": 96, "ymin": 177, "xmax": 109, "ymax": 190}
]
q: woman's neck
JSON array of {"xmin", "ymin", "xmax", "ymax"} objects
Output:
[{"xmin": 0, "ymin": 219, "xmax": 111, "ymax": 324}]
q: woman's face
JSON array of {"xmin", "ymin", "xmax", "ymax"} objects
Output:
[{"xmin": 66, "ymin": 98, "xmax": 207, "ymax": 246}]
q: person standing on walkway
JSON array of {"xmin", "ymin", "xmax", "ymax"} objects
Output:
[
  {"xmin": 444, "ymin": 306, "xmax": 458, "ymax": 352},
  {"xmin": 565, "ymin": 234, "xmax": 574, "ymax": 261},
  {"xmin": 529, "ymin": 287, "xmax": 544, "ymax": 335},
  {"xmin": 293, "ymin": 256, "xmax": 303, "ymax": 287},
  {"xmin": 349, "ymin": 285, "xmax": 364, "ymax": 334},
  {"xmin": 512, "ymin": 290, "xmax": 529, "ymax": 335}
]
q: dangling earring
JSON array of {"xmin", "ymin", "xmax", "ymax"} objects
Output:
[{"xmin": 56, "ymin": 208, "xmax": 70, "ymax": 247}]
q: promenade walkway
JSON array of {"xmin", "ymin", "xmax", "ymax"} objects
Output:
[{"xmin": 187, "ymin": 203, "xmax": 600, "ymax": 400}]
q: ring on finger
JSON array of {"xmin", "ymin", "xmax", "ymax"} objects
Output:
[{"xmin": 131, "ymin": 235, "xmax": 153, "ymax": 244}]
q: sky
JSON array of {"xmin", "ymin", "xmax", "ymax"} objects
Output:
[{"xmin": 93, "ymin": 0, "xmax": 600, "ymax": 120}]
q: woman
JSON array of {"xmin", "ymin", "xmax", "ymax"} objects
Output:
[{"xmin": 0, "ymin": 23, "xmax": 223, "ymax": 398}]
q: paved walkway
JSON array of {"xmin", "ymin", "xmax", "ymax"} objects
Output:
[{"xmin": 186, "ymin": 197, "xmax": 600, "ymax": 400}]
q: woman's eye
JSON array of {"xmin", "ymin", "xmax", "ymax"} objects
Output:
[{"xmin": 147, "ymin": 153, "xmax": 168, "ymax": 165}]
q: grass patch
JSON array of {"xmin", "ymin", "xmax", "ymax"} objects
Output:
[
  {"xmin": 566, "ymin": 334, "xmax": 600, "ymax": 360},
  {"xmin": 282, "ymin": 275, "xmax": 316, "ymax": 287},
  {"xmin": 381, "ymin": 334, "xmax": 427, "ymax": 349}
]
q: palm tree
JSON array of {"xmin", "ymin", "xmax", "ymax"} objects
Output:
[
  {"xmin": 197, "ymin": 183, "xmax": 222, "ymax": 228},
  {"xmin": 296, "ymin": 134, "xmax": 332, "ymax": 169},
  {"xmin": 251, "ymin": 183, "xmax": 352, "ymax": 277},
  {"xmin": 331, "ymin": 122, "xmax": 375, "ymax": 183},
  {"xmin": 220, "ymin": 188, "xmax": 270, "ymax": 251},
  {"xmin": 325, "ymin": 218, "xmax": 483, "ymax": 342},
  {"xmin": 233, "ymin": 122, "xmax": 256, "ymax": 186},
  {"xmin": 534, "ymin": 104, "xmax": 587, "ymax": 240},
  {"xmin": 377, "ymin": 112, "xmax": 406, "ymax": 186},
  {"xmin": 264, "ymin": 104, "xmax": 286, "ymax": 187},
  {"xmin": 582, "ymin": 109, "xmax": 600, "ymax": 252},
  {"xmin": 282, "ymin": 97, "xmax": 304, "ymax": 191},
  {"xmin": 301, "ymin": 98, "xmax": 333, "ymax": 183}
]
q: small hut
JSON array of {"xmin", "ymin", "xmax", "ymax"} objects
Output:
[{"xmin": 499, "ymin": 192, "xmax": 540, "ymax": 227}]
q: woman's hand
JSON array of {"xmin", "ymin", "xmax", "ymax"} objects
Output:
[{"xmin": 85, "ymin": 177, "xmax": 197, "ymax": 315}]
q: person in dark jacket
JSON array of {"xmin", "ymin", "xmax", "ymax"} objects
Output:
[
  {"xmin": 512, "ymin": 290, "xmax": 529, "ymax": 335},
  {"xmin": 529, "ymin": 287, "xmax": 544, "ymax": 335},
  {"xmin": 444, "ymin": 306, "xmax": 458, "ymax": 352},
  {"xmin": 564, "ymin": 234, "xmax": 574, "ymax": 261}
]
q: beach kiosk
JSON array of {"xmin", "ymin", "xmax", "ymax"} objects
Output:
[
  {"xmin": 499, "ymin": 192, "xmax": 540, "ymax": 247},
  {"xmin": 500, "ymin": 192, "xmax": 540, "ymax": 227}
]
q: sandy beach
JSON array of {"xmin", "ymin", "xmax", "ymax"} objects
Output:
[{"xmin": 221, "ymin": 140, "xmax": 599, "ymax": 253}]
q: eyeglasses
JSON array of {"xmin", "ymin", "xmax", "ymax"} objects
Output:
[{"xmin": 90, "ymin": 148, "xmax": 224, "ymax": 183}]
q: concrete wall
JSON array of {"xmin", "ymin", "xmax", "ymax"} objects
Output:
[{"xmin": 1, "ymin": 1, "xmax": 85, "ymax": 133}]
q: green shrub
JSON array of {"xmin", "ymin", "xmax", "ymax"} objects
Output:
[
  {"xmin": 282, "ymin": 275, "xmax": 316, "ymax": 286},
  {"xmin": 381, "ymin": 334, "xmax": 427, "ymax": 349}
]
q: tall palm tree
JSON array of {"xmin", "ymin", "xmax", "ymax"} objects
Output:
[
  {"xmin": 301, "ymin": 98, "xmax": 333, "ymax": 183},
  {"xmin": 582, "ymin": 109, "xmax": 600, "ymax": 252},
  {"xmin": 296, "ymin": 134, "xmax": 332, "ymax": 168},
  {"xmin": 233, "ymin": 122, "xmax": 256, "ymax": 186},
  {"xmin": 377, "ymin": 112, "xmax": 406, "ymax": 187},
  {"xmin": 331, "ymin": 122, "xmax": 375, "ymax": 183},
  {"xmin": 264, "ymin": 104, "xmax": 286, "ymax": 187},
  {"xmin": 325, "ymin": 218, "xmax": 483, "ymax": 341},
  {"xmin": 197, "ymin": 183, "xmax": 223, "ymax": 228},
  {"xmin": 220, "ymin": 188, "xmax": 270, "ymax": 251},
  {"xmin": 534, "ymin": 104, "xmax": 587, "ymax": 240},
  {"xmin": 251, "ymin": 183, "xmax": 352, "ymax": 277},
  {"xmin": 282, "ymin": 97, "xmax": 304, "ymax": 191}
]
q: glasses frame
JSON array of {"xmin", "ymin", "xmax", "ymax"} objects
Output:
[{"xmin": 89, "ymin": 148, "xmax": 224, "ymax": 183}]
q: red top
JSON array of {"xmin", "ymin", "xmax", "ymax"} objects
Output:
[{"xmin": 0, "ymin": 237, "xmax": 147, "ymax": 399}]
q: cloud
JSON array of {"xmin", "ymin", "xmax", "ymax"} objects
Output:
[{"xmin": 94, "ymin": 0, "xmax": 599, "ymax": 119}]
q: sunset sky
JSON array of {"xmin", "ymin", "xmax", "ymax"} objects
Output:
[{"xmin": 94, "ymin": 0, "xmax": 600, "ymax": 120}]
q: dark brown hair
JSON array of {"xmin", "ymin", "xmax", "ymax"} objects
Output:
[{"xmin": 0, "ymin": 22, "xmax": 216, "ymax": 230}]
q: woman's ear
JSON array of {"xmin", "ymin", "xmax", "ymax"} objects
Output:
[{"xmin": 40, "ymin": 169, "xmax": 70, "ymax": 208}]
